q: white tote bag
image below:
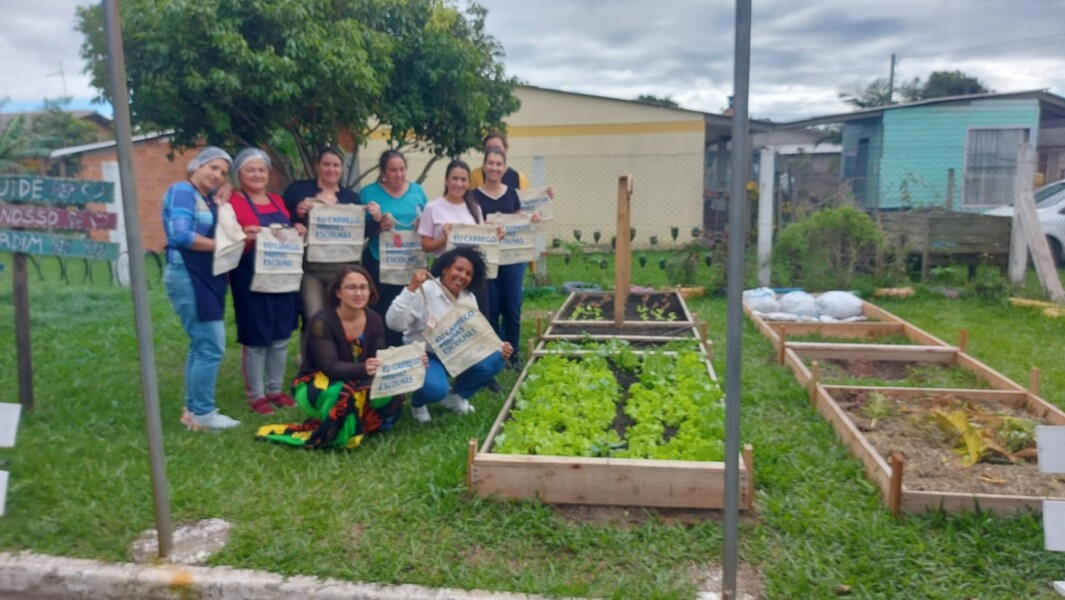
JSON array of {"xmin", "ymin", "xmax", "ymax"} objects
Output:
[
  {"xmin": 212, "ymin": 202, "xmax": 247, "ymax": 276},
  {"xmin": 370, "ymin": 341, "xmax": 426, "ymax": 399},
  {"xmin": 250, "ymin": 226, "xmax": 304, "ymax": 293},
  {"xmin": 379, "ymin": 230, "xmax": 427, "ymax": 285},
  {"xmin": 306, "ymin": 202, "xmax": 366, "ymax": 263},
  {"xmin": 422, "ymin": 283, "xmax": 502, "ymax": 377},
  {"xmin": 446, "ymin": 223, "xmax": 500, "ymax": 279},
  {"xmin": 490, "ymin": 213, "xmax": 538, "ymax": 266}
]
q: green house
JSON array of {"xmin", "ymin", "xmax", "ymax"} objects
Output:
[{"xmin": 784, "ymin": 91, "xmax": 1065, "ymax": 211}]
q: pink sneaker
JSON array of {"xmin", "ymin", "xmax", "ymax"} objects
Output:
[
  {"xmin": 267, "ymin": 392, "xmax": 296, "ymax": 408},
  {"xmin": 248, "ymin": 397, "xmax": 274, "ymax": 415}
]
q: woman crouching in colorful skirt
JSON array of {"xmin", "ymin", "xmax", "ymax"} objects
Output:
[{"xmin": 257, "ymin": 266, "xmax": 418, "ymax": 448}]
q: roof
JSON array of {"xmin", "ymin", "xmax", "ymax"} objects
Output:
[
  {"xmin": 519, "ymin": 83, "xmax": 775, "ymax": 133},
  {"xmin": 50, "ymin": 131, "xmax": 173, "ymax": 158},
  {"xmin": 775, "ymin": 90, "xmax": 1065, "ymax": 129}
]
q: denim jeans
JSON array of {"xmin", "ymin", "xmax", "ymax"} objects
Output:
[
  {"xmin": 411, "ymin": 351, "xmax": 504, "ymax": 407},
  {"xmin": 165, "ymin": 264, "xmax": 225, "ymax": 416},
  {"xmin": 488, "ymin": 262, "xmax": 525, "ymax": 357}
]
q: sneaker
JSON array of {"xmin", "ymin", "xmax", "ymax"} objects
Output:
[
  {"xmin": 267, "ymin": 392, "xmax": 296, "ymax": 408},
  {"xmin": 486, "ymin": 378, "xmax": 503, "ymax": 394},
  {"xmin": 188, "ymin": 410, "xmax": 240, "ymax": 431},
  {"xmin": 248, "ymin": 397, "xmax": 274, "ymax": 415},
  {"xmin": 181, "ymin": 408, "xmax": 194, "ymax": 428},
  {"xmin": 440, "ymin": 393, "xmax": 475, "ymax": 415},
  {"xmin": 508, "ymin": 355, "xmax": 522, "ymax": 371},
  {"xmin": 411, "ymin": 405, "xmax": 431, "ymax": 424}
]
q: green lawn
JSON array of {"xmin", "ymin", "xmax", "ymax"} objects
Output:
[{"xmin": 1, "ymin": 252, "xmax": 1064, "ymax": 599}]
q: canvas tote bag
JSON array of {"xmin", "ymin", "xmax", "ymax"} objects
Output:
[
  {"xmin": 250, "ymin": 225, "xmax": 304, "ymax": 293},
  {"xmin": 421, "ymin": 280, "xmax": 502, "ymax": 377}
]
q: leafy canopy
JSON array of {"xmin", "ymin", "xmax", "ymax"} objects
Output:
[
  {"xmin": 75, "ymin": 0, "xmax": 519, "ymax": 183},
  {"xmin": 899, "ymin": 70, "xmax": 989, "ymax": 102}
]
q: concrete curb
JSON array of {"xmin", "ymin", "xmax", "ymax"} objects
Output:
[{"xmin": 0, "ymin": 551, "xmax": 566, "ymax": 600}]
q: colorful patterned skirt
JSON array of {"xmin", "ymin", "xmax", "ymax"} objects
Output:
[{"xmin": 256, "ymin": 372, "xmax": 402, "ymax": 449}]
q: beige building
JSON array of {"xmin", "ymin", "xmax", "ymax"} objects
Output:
[{"xmin": 364, "ymin": 85, "xmax": 758, "ymax": 248}]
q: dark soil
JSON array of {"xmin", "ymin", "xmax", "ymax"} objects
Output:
[
  {"xmin": 548, "ymin": 323, "xmax": 697, "ymax": 338},
  {"xmin": 560, "ymin": 291, "xmax": 686, "ymax": 322},
  {"xmin": 834, "ymin": 389, "xmax": 1065, "ymax": 497},
  {"xmin": 817, "ymin": 359, "xmax": 989, "ymax": 389}
]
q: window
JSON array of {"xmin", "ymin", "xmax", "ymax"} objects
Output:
[{"xmin": 963, "ymin": 128, "xmax": 1029, "ymax": 207}]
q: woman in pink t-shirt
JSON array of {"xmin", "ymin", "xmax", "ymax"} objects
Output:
[{"xmin": 418, "ymin": 160, "xmax": 484, "ymax": 257}]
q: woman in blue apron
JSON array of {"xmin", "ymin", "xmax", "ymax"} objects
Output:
[
  {"xmin": 229, "ymin": 148, "xmax": 301, "ymax": 416},
  {"xmin": 162, "ymin": 146, "xmax": 241, "ymax": 431}
]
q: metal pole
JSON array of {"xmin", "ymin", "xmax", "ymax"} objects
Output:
[
  {"xmin": 102, "ymin": 0, "xmax": 173, "ymax": 557},
  {"xmin": 724, "ymin": 0, "xmax": 752, "ymax": 596},
  {"xmin": 887, "ymin": 53, "xmax": 896, "ymax": 103}
]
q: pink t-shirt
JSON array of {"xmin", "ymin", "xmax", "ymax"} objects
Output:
[{"xmin": 417, "ymin": 197, "xmax": 483, "ymax": 256}]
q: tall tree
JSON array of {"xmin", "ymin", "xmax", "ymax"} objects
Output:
[
  {"xmin": 838, "ymin": 78, "xmax": 895, "ymax": 109},
  {"xmin": 25, "ymin": 97, "xmax": 103, "ymax": 176},
  {"xmin": 900, "ymin": 70, "xmax": 989, "ymax": 101},
  {"xmin": 76, "ymin": 0, "xmax": 519, "ymax": 184}
]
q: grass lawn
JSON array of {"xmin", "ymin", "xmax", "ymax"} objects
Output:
[{"xmin": 1, "ymin": 252, "xmax": 1064, "ymax": 599}]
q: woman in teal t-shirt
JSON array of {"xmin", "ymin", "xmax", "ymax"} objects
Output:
[{"xmin": 360, "ymin": 149, "xmax": 428, "ymax": 347}]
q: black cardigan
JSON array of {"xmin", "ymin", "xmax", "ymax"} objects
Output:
[{"xmin": 298, "ymin": 306, "xmax": 387, "ymax": 383}]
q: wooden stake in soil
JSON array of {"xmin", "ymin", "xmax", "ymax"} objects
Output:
[
  {"xmin": 536, "ymin": 316, "xmax": 543, "ymax": 343},
  {"xmin": 777, "ymin": 325, "xmax": 787, "ymax": 365},
  {"xmin": 1029, "ymin": 367, "xmax": 1041, "ymax": 395},
  {"xmin": 809, "ymin": 361, "xmax": 820, "ymax": 406},
  {"xmin": 613, "ymin": 175, "xmax": 633, "ymax": 328},
  {"xmin": 958, "ymin": 328, "xmax": 969, "ymax": 353},
  {"xmin": 889, "ymin": 451, "xmax": 905, "ymax": 516},
  {"xmin": 466, "ymin": 438, "xmax": 477, "ymax": 488}
]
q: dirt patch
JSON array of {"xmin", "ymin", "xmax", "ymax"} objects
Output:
[
  {"xmin": 817, "ymin": 359, "xmax": 989, "ymax": 389},
  {"xmin": 834, "ymin": 389, "xmax": 1065, "ymax": 497}
]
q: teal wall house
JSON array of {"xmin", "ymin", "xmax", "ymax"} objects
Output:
[{"xmin": 784, "ymin": 91, "xmax": 1065, "ymax": 211}]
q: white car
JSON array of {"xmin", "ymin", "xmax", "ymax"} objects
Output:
[{"xmin": 984, "ymin": 179, "xmax": 1065, "ymax": 264}]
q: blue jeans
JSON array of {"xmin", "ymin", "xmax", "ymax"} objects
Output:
[
  {"xmin": 411, "ymin": 351, "xmax": 504, "ymax": 407},
  {"xmin": 488, "ymin": 262, "xmax": 525, "ymax": 357},
  {"xmin": 165, "ymin": 264, "xmax": 225, "ymax": 416}
]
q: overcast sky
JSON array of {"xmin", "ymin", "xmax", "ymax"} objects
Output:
[{"xmin": 2, "ymin": 0, "xmax": 1063, "ymax": 122}]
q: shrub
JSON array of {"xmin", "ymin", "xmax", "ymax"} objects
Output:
[{"xmin": 773, "ymin": 206, "xmax": 882, "ymax": 290}]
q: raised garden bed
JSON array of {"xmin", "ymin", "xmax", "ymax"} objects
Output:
[
  {"xmin": 814, "ymin": 384, "xmax": 1065, "ymax": 514},
  {"xmin": 744, "ymin": 297, "xmax": 953, "ymax": 350},
  {"xmin": 468, "ymin": 342, "xmax": 752, "ymax": 509},
  {"xmin": 544, "ymin": 290, "xmax": 701, "ymax": 341}
]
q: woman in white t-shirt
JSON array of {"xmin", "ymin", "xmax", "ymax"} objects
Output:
[{"xmin": 418, "ymin": 159, "xmax": 484, "ymax": 257}]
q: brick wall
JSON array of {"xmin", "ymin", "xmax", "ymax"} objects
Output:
[{"xmin": 78, "ymin": 137, "xmax": 197, "ymax": 251}]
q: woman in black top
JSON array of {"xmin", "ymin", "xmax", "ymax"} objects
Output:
[
  {"xmin": 256, "ymin": 265, "xmax": 407, "ymax": 449},
  {"xmin": 283, "ymin": 148, "xmax": 375, "ymax": 330},
  {"xmin": 472, "ymin": 148, "xmax": 539, "ymax": 368}
]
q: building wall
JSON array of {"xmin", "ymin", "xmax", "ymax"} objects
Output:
[
  {"xmin": 77, "ymin": 137, "xmax": 198, "ymax": 251},
  {"xmin": 877, "ymin": 98, "xmax": 1040, "ymax": 210},
  {"xmin": 363, "ymin": 86, "xmax": 707, "ymax": 248},
  {"xmin": 840, "ymin": 118, "xmax": 882, "ymax": 208}
]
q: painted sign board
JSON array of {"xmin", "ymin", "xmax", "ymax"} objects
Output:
[
  {"xmin": 0, "ymin": 175, "xmax": 115, "ymax": 205},
  {"xmin": 0, "ymin": 229, "xmax": 119, "ymax": 261},
  {"xmin": 0, "ymin": 201, "xmax": 117, "ymax": 231}
]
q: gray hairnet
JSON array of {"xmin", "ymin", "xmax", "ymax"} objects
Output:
[
  {"xmin": 186, "ymin": 146, "xmax": 233, "ymax": 174},
  {"xmin": 234, "ymin": 148, "xmax": 272, "ymax": 173}
]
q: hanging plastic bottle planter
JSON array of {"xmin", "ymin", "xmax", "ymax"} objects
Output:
[
  {"xmin": 670, "ymin": 226, "xmax": 680, "ymax": 242},
  {"xmin": 691, "ymin": 227, "xmax": 701, "ymax": 239},
  {"xmin": 610, "ymin": 236, "xmax": 616, "ymax": 250},
  {"xmin": 593, "ymin": 230, "xmax": 601, "ymax": 244},
  {"xmin": 564, "ymin": 252, "xmax": 571, "ymax": 265},
  {"xmin": 638, "ymin": 254, "xmax": 647, "ymax": 268},
  {"xmin": 598, "ymin": 258, "xmax": 609, "ymax": 270},
  {"xmin": 552, "ymin": 237, "xmax": 561, "ymax": 248},
  {"xmin": 658, "ymin": 257, "xmax": 667, "ymax": 269},
  {"xmin": 704, "ymin": 254, "xmax": 713, "ymax": 267},
  {"xmin": 649, "ymin": 235, "xmax": 658, "ymax": 246},
  {"xmin": 630, "ymin": 227, "xmax": 637, "ymax": 241},
  {"xmin": 573, "ymin": 229, "xmax": 582, "ymax": 242}
]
